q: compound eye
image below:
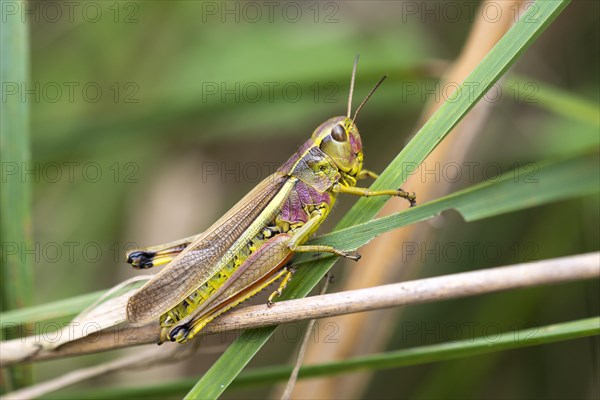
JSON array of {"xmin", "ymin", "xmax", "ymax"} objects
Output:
[{"xmin": 331, "ymin": 124, "xmax": 346, "ymax": 142}]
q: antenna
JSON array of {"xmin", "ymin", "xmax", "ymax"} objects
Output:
[
  {"xmin": 352, "ymin": 74, "xmax": 387, "ymax": 124},
  {"xmin": 347, "ymin": 55, "xmax": 359, "ymax": 118}
]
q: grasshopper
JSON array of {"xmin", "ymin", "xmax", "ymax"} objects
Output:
[{"xmin": 126, "ymin": 58, "xmax": 416, "ymax": 343}]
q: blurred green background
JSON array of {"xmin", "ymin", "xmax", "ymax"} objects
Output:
[{"xmin": 3, "ymin": 0, "xmax": 599, "ymax": 398}]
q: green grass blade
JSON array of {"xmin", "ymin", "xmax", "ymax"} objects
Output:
[
  {"xmin": 0, "ymin": 291, "xmax": 104, "ymax": 325},
  {"xmin": 338, "ymin": 1, "xmax": 570, "ymax": 227},
  {"xmin": 0, "ymin": 0, "xmax": 33, "ymax": 318},
  {"xmin": 48, "ymin": 317, "xmax": 599, "ymax": 399},
  {"xmin": 1, "ymin": 4, "xmax": 33, "ymax": 389},
  {"xmin": 310, "ymin": 153, "xmax": 598, "ymax": 254},
  {"xmin": 235, "ymin": 317, "xmax": 600, "ymax": 386},
  {"xmin": 185, "ymin": 1, "xmax": 571, "ymax": 398},
  {"xmin": 506, "ymin": 75, "xmax": 599, "ymax": 128}
]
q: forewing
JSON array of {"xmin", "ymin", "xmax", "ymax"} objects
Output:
[{"xmin": 127, "ymin": 173, "xmax": 288, "ymax": 323}]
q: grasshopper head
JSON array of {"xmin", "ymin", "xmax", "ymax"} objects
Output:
[
  {"xmin": 311, "ymin": 116, "xmax": 363, "ymax": 180},
  {"xmin": 309, "ymin": 57, "xmax": 386, "ymax": 184}
]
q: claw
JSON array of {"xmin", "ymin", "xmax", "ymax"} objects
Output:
[
  {"xmin": 397, "ymin": 188, "xmax": 417, "ymax": 208},
  {"xmin": 409, "ymin": 192, "xmax": 417, "ymax": 208},
  {"xmin": 343, "ymin": 252, "xmax": 361, "ymax": 261}
]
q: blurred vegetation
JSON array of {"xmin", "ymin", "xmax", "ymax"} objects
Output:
[
  {"xmin": 1, "ymin": 0, "xmax": 598, "ymax": 398},
  {"xmin": 1, "ymin": 0, "xmax": 33, "ymax": 389}
]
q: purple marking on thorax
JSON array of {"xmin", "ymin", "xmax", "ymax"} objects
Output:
[
  {"xmin": 278, "ymin": 139, "xmax": 315, "ymax": 175},
  {"xmin": 279, "ymin": 180, "xmax": 332, "ymax": 224}
]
